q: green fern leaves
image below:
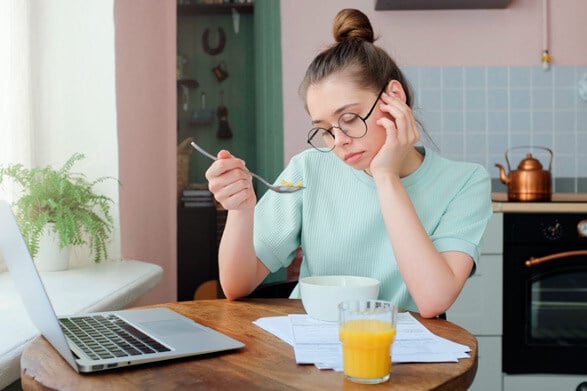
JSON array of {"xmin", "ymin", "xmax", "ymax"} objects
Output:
[{"xmin": 0, "ymin": 153, "xmax": 116, "ymax": 262}]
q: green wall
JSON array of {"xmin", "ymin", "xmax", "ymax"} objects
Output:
[
  {"xmin": 177, "ymin": 1, "xmax": 283, "ymax": 197},
  {"xmin": 254, "ymin": 0, "xmax": 284, "ymax": 198},
  {"xmin": 177, "ymin": 8, "xmax": 256, "ymax": 184}
]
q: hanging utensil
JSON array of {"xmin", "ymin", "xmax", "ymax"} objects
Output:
[
  {"xmin": 216, "ymin": 90, "xmax": 232, "ymax": 139},
  {"xmin": 190, "ymin": 92, "xmax": 214, "ymax": 126}
]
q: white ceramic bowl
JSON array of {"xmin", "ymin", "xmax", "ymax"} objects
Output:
[{"xmin": 299, "ymin": 275, "xmax": 380, "ymax": 322}]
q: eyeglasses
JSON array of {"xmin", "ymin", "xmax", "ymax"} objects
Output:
[{"xmin": 306, "ymin": 84, "xmax": 387, "ymax": 152}]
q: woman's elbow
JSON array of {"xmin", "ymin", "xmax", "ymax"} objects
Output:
[
  {"xmin": 219, "ymin": 280, "xmax": 254, "ymax": 300},
  {"xmin": 222, "ymin": 290, "xmax": 241, "ymax": 301},
  {"xmin": 418, "ymin": 307, "xmax": 446, "ymax": 319},
  {"xmin": 416, "ymin": 300, "xmax": 452, "ymax": 319}
]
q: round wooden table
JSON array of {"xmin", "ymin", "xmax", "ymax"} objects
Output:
[{"xmin": 20, "ymin": 299, "xmax": 477, "ymax": 390}]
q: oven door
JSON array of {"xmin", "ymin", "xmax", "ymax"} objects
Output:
[{"xmin": 503, "ymin": 247, "xmax": 587, "ymax": 375}]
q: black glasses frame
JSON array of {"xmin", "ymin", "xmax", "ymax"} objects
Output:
[{"xmin": 307, "ymin": 84, "xmax": 388, "ymax": 152}]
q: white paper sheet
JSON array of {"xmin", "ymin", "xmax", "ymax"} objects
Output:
[{"xmin": 253, "ymin": 312, "xmax": 471, "ymax": 371}]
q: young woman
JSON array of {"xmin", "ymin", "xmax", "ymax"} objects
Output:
[{"xmin": 204, "ymin": 8, "xmax": 492, "ymax": 318}]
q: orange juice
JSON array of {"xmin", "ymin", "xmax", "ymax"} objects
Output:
[{"xmin": 339, "ymin": 319, "xmax": 396, "ymax": 381}]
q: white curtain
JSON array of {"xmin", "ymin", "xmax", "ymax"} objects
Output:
[{"xmin": 0, "ymin": 0, "xmax": 33, "ymax": 202}]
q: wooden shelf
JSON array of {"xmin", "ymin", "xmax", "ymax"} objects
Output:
[{"xmin": 178, "ymin": 2, "xmax": 253, "ymax": 15}]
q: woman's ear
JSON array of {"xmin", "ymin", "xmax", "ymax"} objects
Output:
[{"xmin": 385, "ymin": 80, "xmax": 407, "ymax": 102}]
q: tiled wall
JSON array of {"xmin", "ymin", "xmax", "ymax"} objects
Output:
[{"xmin": 403, "ymin": 65, "xmax": 587, "ymax": 192}]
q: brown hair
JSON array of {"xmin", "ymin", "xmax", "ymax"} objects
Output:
[{"xmin": 299, "ymin": 8, "xmax": 414, "ymax": 108}]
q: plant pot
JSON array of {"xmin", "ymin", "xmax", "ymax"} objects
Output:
[{"xmin": 34, "ymin": 224, "xmax": 71, "ymax": 272}]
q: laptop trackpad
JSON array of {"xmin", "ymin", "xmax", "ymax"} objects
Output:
[{"xmin": 140, "ymin": 319, "xmax": 206, "ymax": 336}]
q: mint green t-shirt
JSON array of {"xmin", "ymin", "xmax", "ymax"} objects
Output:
[{"xmin": 253, "ymin": 147, "xmax": 492, "ymax": 312}]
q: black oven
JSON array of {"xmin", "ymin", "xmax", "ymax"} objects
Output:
[{"xmin": 503, "ymin": 212, "xmax": 587, "ymax": 375}]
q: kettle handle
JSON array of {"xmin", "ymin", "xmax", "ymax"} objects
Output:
[{"xmin": 505, "ymin": 146, "xmax": 553, "ymax": 171}]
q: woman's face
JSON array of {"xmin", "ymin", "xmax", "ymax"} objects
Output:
[{"xmin": 306, "ymin": 75, "xmax": 387, "ymax": 171}]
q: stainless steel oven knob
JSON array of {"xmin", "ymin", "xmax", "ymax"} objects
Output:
[{"xmin": 578, "ymin": 220, "xmax": 587, "ymax": 237}]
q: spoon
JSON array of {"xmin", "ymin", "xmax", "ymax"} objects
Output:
[{"xmin": 190, "ymin": 141, "xmax": 305, "ymax": 194}]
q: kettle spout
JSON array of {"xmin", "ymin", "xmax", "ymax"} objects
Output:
[{"xmin": 495, "ymin": 163, "xmax": 510, "ymax": 184}]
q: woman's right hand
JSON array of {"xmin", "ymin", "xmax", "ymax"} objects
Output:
[{"xmin": 205, "ymin": 150, "xmax": 257, "ymax": 210}]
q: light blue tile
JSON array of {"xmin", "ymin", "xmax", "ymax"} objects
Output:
[
  {"xmin": 509, "ymin": 67, "xmax": 531, "ymax": 88},
  {"xmin": 532, "ymin": 89, "xmax": 553, "ymax": 110},
  {"xmin": 442, "ymin": 67, "xmax": 463, "ymax": 89},
  {"xmin": 488, "ymin": 89, "xmax": 508, "ymax": 111},
  {"xmin": 443, "ymin": 151, "xmax": 466, "ymax": 162},
  {"xmin": 554, "ymin": 132, "xmax": 576, "ymax": 154},
  {"xmin": 442, "ymin": 89, "xmax": 464, "ymax": 111},
  {"xmin": 491, "ymin": 151, "xmax": 507, "ymax": 165},
  {"xmin": 553, "ymin": 154, "xmax": 576, "ymax": 177},
  {"xmin": 465, "ymin": 155, "xmax": 488, "ymax": 167},
  {"xmin": 465, "ymin": 89, "xmax": 486, "ymax": 111},
  {"xmin": 420, "ymin": 89, "xmax": 442, "ymax": 111},
  {"xmin": 488, "ymin": 111, "xmax": 508, "ymax": 132},
  {"xmin": 465, "ymin": 67, "xmax": 486, "ymax": 89},
  {"xmin": 577, "ymin": 132, "xmax": 587, "ymax": 153},
  {"xmin": 412, "ymin": 97, "xmax": 424, "ymax": 112},
  {"xmin": 465, "ymin": 132, "xmax": 487, "ymax": 153},
  {"xmin": 465, "ymin": 112, "xmax": 487, "ymax": 132},
  {"xmin": 442, "ymin": 111, "xmax": 464, "ymax": 132},
  {"xmin": 419, "ymin": 110, "xmax": 442, "ymax": 133},
  {"xmin": 554, "ymin": 110, "xmax": 576, "ymax": 132},
  {"xmin": 574, "ymin": 91, "xmax": 587, "ymax": 107},
  {"xmin": 576, "ymin": 112, "xmax": 587, "ymax": 141},
  {"xmin": 424, "ymin": 132, "xmax": 441, "ymax": 151},
  {"xmin": 532, "ymin": 133, "xmax": 555, "ymax": 150},
  {"xmin": 441, "ymin": 132, "xmax": 465, "ymax": 155},
  {"xmin": 420, "ymin": 67, "xmax": 442, "ymax": 89},
  {"xmin": 509, "ymin": 111, "xmax": 531, "ymax": 132},
  {"xmin": 405, "ymin": 65, "xmax": 587, "ymax": 184},
  {"xmin": 532, "ymin": 111, "xmax": 554, "ymax": 132},
  {"xmin": 509, "ymin": 133, "xmax": 532, "ymax": 147},
  {"xmin": 554, "ymin": 88, "xmax": 576, "ymax": 109},
  {"xmin": 578, "ymin": 154, "xmax": 587, "ymax": 177},
  {"xmin": 402, "ymin": 66, "xmax": 420, "ymax": 89},
  {"xmin": 510, "ymin": 89, "xmax": 531, "ymax": 110},
  {"xmin": 487, "ymin": 132, "xmax": 509, "ymax": 156},
  {"xmin": 487, "ymin": 67, "xmax": 508, "ymax": 88},
  {"xmin": 531, "ymin": 66, "xmax": 554, "ymax": 88},
  {"xmin": 553, "ymin": 66, "xmax": 576, "ymax": 88}
]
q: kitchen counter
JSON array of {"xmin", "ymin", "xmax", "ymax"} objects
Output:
[{"xmin": 492, "ymin": 192, "xmax": 587, "ymax": 212}]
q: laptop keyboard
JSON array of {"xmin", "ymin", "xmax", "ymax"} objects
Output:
[{"xmin": 60, "ymin": 314, "xmax": 170, "ymax": 360}]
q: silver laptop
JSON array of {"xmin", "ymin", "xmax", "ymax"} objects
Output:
[{"xmin": 0, "ymin": 200, "xmax": 244, "ymax": 373}]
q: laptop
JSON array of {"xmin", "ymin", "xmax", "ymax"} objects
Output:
[{"xmin": 0, "ymin": 200, "xmax": 244, "ymax": 373}]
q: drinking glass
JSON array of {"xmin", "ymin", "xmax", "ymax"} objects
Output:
[{"xmin": 338, "ymin": 300, "xmax": 398, "ymax": 384}]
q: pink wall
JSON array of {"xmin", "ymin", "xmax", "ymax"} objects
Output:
[
  {"xmin": 281, "ymin": 0, "xmax": 587, "ymax": 160},
  {"xmin": 114, "ymin": 1, "xmax": 177, "ymax": 305}
]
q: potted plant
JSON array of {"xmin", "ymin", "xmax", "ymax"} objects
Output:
[{"xmin": 0, "ymin": 153, "xmax": 116, "ymax": 269}]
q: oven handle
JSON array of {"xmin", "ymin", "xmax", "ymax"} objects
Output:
[{"xmin": 525, "ymin": 250, "xmax": 587, "ymax": 266}]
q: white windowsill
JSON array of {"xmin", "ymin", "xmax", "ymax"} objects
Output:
[{"xmin": 0, "ymin": 259, "xmax": 163, "ymax": 389}]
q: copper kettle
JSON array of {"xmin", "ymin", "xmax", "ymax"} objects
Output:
[{"xmin": 495, "ymin": 146, "xmax": 553, "ymax": 202}]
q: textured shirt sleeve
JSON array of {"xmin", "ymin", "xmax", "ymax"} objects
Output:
[{"xmin": 253, "ymin": 156, "xmax": 305, "ymax": 272}]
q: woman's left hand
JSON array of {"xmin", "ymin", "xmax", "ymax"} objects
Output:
[{"xmin": 369, "ymin": 91, "xmax": 420, "ymax": 177}]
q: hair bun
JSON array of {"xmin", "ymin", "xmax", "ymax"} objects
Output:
[{"xmin": 332, "ymin": 8, "xmax": 375, "ymax": 44}]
